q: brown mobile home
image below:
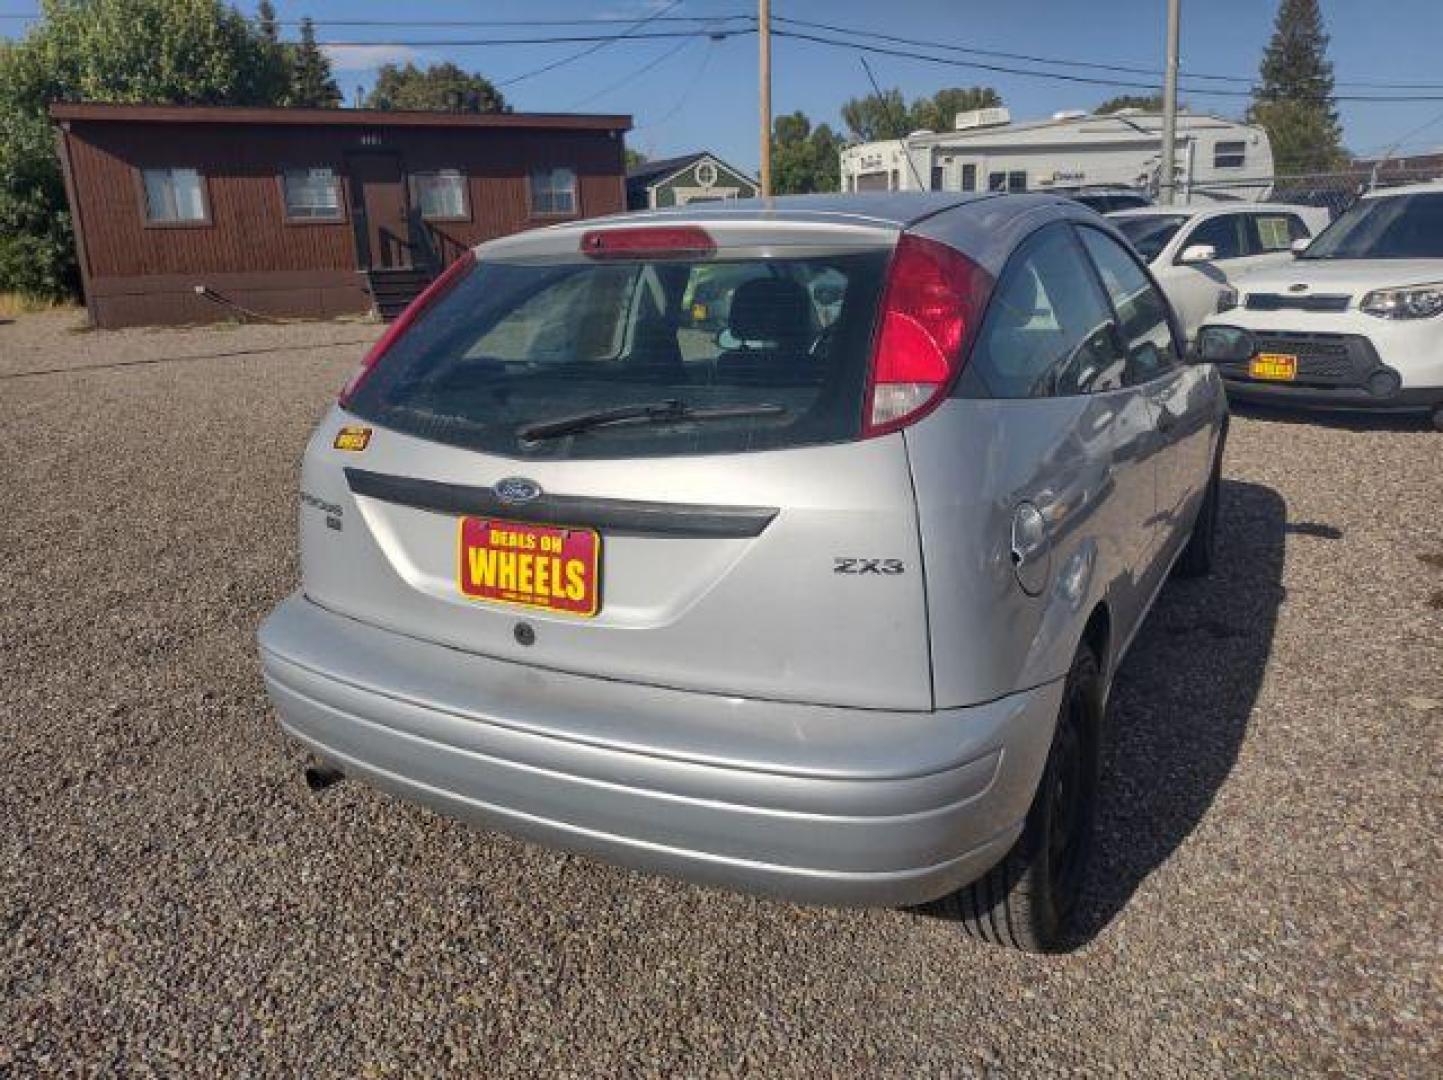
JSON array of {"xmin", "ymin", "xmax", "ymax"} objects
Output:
[{"xmin": 50, "ymin": 103, "xmax": 631, "ymax": 328}]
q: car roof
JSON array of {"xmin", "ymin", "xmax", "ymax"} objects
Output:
[
  {"xmin": 1108, "ymin": 203, "xmax": 1319, "ymax": 221},
  {"xmin": 477, "ymin": 191, "xmax": 1108, "ymax": 273},
  {"xmin": 599, "ymin": 191, "xmax": 1058, "ymax": 229},
  {"xmin": 1362, "ymin": 179, "xmax": 1443, "ymax": 198}
]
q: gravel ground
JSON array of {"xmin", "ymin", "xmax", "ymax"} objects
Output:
[{"xmin": 2, "ymin": 310, "xmax": 1439, "ymax": 1076}]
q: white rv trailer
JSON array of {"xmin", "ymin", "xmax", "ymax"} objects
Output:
[{"xmin": 839, "ymin": 108, "xmax": 1275, "ymax": 204}]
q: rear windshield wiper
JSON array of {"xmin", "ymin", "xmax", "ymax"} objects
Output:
[{"xmin": 518, "ymin": 399, "xmax": 788, "ymax": 442}]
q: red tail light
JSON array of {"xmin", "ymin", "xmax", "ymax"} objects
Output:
[
  {"xmin": 863, "ymin": 234, "xmax": 992, "ymax": 438},
  {"xmin": 580, "ymin": 225, "xmax": 715, "ymax": 259},
  {"xmin": 339, "ymin": 249, "xmax": 477, "ymax": 407}
]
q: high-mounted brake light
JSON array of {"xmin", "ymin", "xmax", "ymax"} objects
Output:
[
  {"xmin": 338, "ymin": 249, "xmax": 477, "ymax": 408},
  {"xmin": 863, "ymin": 234, "xmax": 992, "ymax": 438},
  {"xmin": 580, "ymin": 225, "xmax": 715, "ymax": 258}
]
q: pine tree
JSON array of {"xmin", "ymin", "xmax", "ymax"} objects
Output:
[
  {"xmin": 289, "ymin": 16, "xmax": 341, "ymax": 108},
  {"xmin": 1247, "ymin": 0, "xmax": 1345, "ymax": 174},
  {"xmin": 251, "ymin": 1, "xmax": 290, "ymax": 104}
]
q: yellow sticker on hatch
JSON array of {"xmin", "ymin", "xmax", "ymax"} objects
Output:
[{"xmin": 333, "ymin": 425, "xmax": 372, "ymax": 452}]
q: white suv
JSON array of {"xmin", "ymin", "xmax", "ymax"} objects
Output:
[
  {"xmin": 1110, "ymin": 204, "xmax": 1330, "ymax": 341},
  {"xmin": 1197, "ymin": 182, "xmax": 1443, "ymax": 429}
]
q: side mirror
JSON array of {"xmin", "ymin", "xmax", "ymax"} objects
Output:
[
  {"xmin": 1290, "ymin": 237, "xmax": 1311, "ymax": 256},
  {"xmin": 1178, "ymin": 243, "xmax": 1217, "ymax": 265},
  {"xmin": 1192, "ymin": 325, "xmax": 1256, "ymax": 365}
]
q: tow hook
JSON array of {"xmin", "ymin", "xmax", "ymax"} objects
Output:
[{"xmin": 304, "ymin": 763, "xmax": 345, "ymax": 793}]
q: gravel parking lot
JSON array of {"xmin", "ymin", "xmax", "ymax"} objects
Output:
[{"xmin": 2, "ymin": 310, "xmax": 1439, "ymax": 1076}]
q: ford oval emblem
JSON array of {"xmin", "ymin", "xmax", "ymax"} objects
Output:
[
  {"xmin": 494, "ymin": 477, "xmax": 542, "ymax": 504},
  {"xmin": 1288, "ymin": 282, "xmax": 1309, "ymax": 293}
]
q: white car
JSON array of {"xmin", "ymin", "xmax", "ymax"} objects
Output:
[
  {"xmin": 1110, "ymin": 203, "xmax": 1331, "ymax": 340},
  {"xmin": 1196, "ymin": 182, "xmax": 1443, "ymax": 429}
]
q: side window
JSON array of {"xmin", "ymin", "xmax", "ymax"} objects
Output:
[
  {"xmin": 1182, "ymin": 214, "xmax": 1246, "ymax": 260},
  {"xmin": 1246, "ymin": 213, "xmax": 1307, "ymax": 252},
  {"xmin": 1214, "ymin": 140, "xmax": 1247, "ymax": 169},
  {"xmin": 962, "ymin": 226, "xmax": 1126, "ymax": 399},
  {"xmin": 1078, "ymin": 227, "xmax": 1180, "ymax": 385}
]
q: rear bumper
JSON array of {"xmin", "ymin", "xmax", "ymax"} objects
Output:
[
  {"xmin": 1220, "ymin": 376, "xmax": 1443, "ymax": 412},
  {"xmin": 258, "ymin": 593, "xmax": 1063, "ymax": 907}
]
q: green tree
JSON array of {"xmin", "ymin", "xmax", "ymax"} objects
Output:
[
  {"xmin": 842, "ymin": 86, "xmax": 1002, "ymax": 141},
  {"xmin": 364, "ymin": 62, "xmax": 506, "ymax": 112},
  {"xmin": 771, "ymin": 110, "xmax": 841, "ymax": 195},
  {"xmin": 252, "ymin": 1, "xmax": 291, "ymax": 105},
  {"xmin": 841, "ymin": 88, "xmax": 909, "ymax": 142},
  {"xmin": 0, "ymin": 0, "xmax": 293, "ymax": 300},
  {"xmin": 909, "ymin": 86, "xmax": 1003, "ymax": 133},
  {"xmin": 1247, "ymin": 0, "xmax": 1345, "ymax": 173},
  {"xmin": 1094, "ymin": 93, "xmax": 1164, "ymax": 114},
  {"xmin": 624, "ymin": 148, "xmax": 648, "ymax": 170},
  {"xmin": 288, "ymin": 16, "xmax": 340, "ymax": 108}
]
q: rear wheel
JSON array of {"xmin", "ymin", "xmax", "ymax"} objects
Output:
[{"xmin": 938, "ymin": 646, "xmax": 1102, "ymax": 952}]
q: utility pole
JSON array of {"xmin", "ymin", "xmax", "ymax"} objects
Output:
[
  {"xmin": 759, "ymin": 0, "xmax": 772, "ymax": 196},
  {"xmin": 1159, "ymin": 0, "xmax": 1181, "ymax": 205}
]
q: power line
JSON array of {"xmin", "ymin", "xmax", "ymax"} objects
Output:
[
  {"xmin": 495, "ymin": 1, "xmax": 689, "ymax": 88},
  {"xmin": 569, "ymin": 36, "xmax": 698, "ymax": 110},
  {"xmin": 636, "ymin": 37, "xmax": 721, "ymax": 132},
  {"xmin": 773, "ymin": 14, "xmax": 1443, "ymax": 91},
  {"xmin": 0, "ymin": 12, "xmax": 751, "ymax": 25},
  {"xmin": 318, "ymin": 30, "xmax": 734, "ymax": 50},
  {"xmin": 772, "ymin": 28, "xmax": 1443, "ymax": 104}
]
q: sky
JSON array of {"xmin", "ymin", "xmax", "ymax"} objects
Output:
[{"xmin": 4, "ymin": 0, "xmax": 1443, "ymax": 171}]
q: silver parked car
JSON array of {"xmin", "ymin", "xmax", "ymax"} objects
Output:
[{"xmin": 260, "ymin": 193, "xmax": 1227, "ymax": 951}]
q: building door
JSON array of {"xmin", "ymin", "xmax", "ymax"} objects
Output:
[{"xmin": 346, "ymin": 152, "xmax": 411, "ymax": 270}]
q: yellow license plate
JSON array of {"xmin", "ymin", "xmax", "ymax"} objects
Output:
[
  {"xmin": 457, "ymin": 517, "xmax": 600, "ymax": 617},
  {"xmin": 1249, "ymin": 353, "xmax": 1298, "ymax": 381}
]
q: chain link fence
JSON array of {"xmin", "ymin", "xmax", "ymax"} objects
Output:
[{"xmin": 1183, "ymin": 164, "xmax": 1443, "ymax": 219}]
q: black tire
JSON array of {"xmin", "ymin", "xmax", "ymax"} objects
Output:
[
  {"xmin": 1431, "ymin": 405, "xmax": 1443, "ymax": 433},
  {"xmin": 1174, "ymin": 440, "xmax": 1224, "ymax": 579},
  {"xmin": 937, "ymin": 646, "xmax": 1102, "ymax": 953}
]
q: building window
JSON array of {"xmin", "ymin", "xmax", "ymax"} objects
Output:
[
  {"xmin": 1214, "ymin": 141, "xmax": 1247, "ymax": 169},
  {"xmin": 930, "ymin": 165, "xmax": 945, "ymax": 191},
  {"xmin": 1008, "ymin": 171, "xmax": 1027, "ymax": 193},
  {"xmin": 530, "ymin": 167, "xmax": 577, "ymax": 215},
  {"xmin": 282, "ymin": 167, "xmax": 343, "ymax": 221},
  {"xmin": 961, "ymin": 164, "xmax": 977, "ymax": 191},
  {"xmin": 988, "ymin": 171, "xmax": 1006, "ymax": 192},
  {"xmin": 694, "ymin": 160, "xmax": 718, "ymax": 187},
  {"xmin": 141, "ymin": 167, "xmax": 207, "ymax": 224},
  {"xmin": 411, "ymin": 170, "xmax": 468, "ymax": 221}
]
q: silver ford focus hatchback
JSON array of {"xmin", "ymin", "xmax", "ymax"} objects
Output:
[{"xmin": 260, "ymin": 193, "xmax": 1227, "ymax": 951}]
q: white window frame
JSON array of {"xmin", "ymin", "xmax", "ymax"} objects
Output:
[
  {"xmin": 281, "ymin": 166, "xmax": 344, "ymax": 222},
  {"xmin": 530, "ymin": 166, "xmax": 577, "ymax": 216},
  {"xmin": 140, "ymin": 167, "xmax": 209, "ymax": 226},
  {"xmin": 410, "ymin": 169, "xmax": 470, "ymax": 222}
]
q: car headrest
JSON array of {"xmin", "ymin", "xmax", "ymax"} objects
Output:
[{"xmin": 727, "ymin": 278, "xmax": 811, "ymax": 348}]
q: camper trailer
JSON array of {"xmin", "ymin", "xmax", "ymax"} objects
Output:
[{"xmin": 840, "ymin": 108, "xmax": 1274, "ymax": 205}]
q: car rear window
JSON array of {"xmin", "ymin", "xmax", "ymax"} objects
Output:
[
  {"xmin": 1303, "ymin": 192, "xmax": 1443, "ymax": 259},
  {"xmin": 1114, "ymin": 214, "xmax": 1187, "ymax": 263},
  {"xmin": 345, "ymin": 252, "xmax": 889, "ymax": 459}
]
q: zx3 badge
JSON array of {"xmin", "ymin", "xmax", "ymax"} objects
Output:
[{"xmin": 834, "ymin": 557, "xmax": 905, "ymax": 575}]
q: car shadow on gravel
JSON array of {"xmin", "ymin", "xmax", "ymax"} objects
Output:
[
  {"xmin": 1070, "ymin": 478, "xmax": 1289, "ymax": 947},
  {"xmin": 1228, "ymin": 400, "xmax": 1437, "ymax": 433}
]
